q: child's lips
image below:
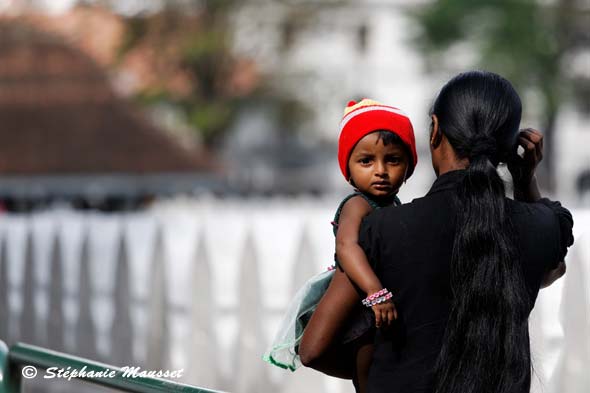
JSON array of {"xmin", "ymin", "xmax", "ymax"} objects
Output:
[{"xmin": 372, "ymin": 181, "xmax": 391, "ymax": 189}]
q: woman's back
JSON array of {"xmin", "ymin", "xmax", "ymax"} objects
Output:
[{"xmin": 359, "ymin": 170, "xmax": 573, "ymax": 393}]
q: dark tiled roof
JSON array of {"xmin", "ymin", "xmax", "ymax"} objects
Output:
[{"xmin": 0, "ymin": 21, "xmax": 212, "ymax": 175}]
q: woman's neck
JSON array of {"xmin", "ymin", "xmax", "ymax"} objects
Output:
[
  {"xmin": 437, "ymin": 159, "xmax": 469, "ymax": 177},
  {"xmin": 434, "ymin": 137, "xmax": 469, "ymax": 177}
]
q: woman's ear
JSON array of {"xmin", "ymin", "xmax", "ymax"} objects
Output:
[{"xmin": 430, "ymin": 114, "xmax": 442, "ymax": 148}]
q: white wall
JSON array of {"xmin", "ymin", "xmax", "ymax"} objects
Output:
[{"xmin": 1, "ymin": 199, "xmax": 588, "ymax": 392}]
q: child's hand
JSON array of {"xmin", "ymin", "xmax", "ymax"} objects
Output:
[{"xmin": 372, "ymin": 300, "xmax": 397, "ymax": 329}]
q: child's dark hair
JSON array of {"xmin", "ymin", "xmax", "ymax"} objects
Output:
[
  {"xmin": 432, "ymin": 71, "xmax": 529, "ymax": 393},
  {"xmin": 374, "ymin": 130, "xmax": 414, "ymax": 169}
]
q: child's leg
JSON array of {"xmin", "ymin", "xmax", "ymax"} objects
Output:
[
  {"xmin": 299, "ymin": 268, "xmax": 361, "ymax": 378},
  {"xmin": 352, "ymin": 332, "xmax": 374, "ymax": 393}
]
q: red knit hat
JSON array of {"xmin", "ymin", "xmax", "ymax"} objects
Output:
[{"xmin": 338, "ymin": 99, "xmax": 417, "ymax": 180}]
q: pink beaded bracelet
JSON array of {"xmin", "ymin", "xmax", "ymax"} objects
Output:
[
  {"xmin": 368, "ymin": 289, "xmax": 388, "ymax": 301},
  {"xmin": 362, "ymin": 289, "xmax": 392, "ymax": 307},
  {"xmin": 363, "ymin": 292, "xmax": 393, "ymax": 308}
]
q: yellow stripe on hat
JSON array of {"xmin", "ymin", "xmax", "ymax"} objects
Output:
[
  {"xmin": 340, "ymin": 100, "xmax": 409, "ymax": 133},
  {"xmin": 343, "ymin": 98, "xmax": 385, "ymax": 116}
]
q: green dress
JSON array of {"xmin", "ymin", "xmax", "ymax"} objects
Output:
[{"xmin": 263, "ymin": 191, "xmax": 400, "ymax": 371}]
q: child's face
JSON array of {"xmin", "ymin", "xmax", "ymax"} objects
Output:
[{"xmin": 348, "ymin": 132, "xmax": 410, "ymax": 198}]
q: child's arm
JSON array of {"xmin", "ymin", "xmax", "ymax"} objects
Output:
[
  {"xmin": 335, "ymin": 196, "xmax": 381, "ymax": 293},
  {"xmin": 335, "ymin": 196, "xmax": 397, "ymax": 327}
]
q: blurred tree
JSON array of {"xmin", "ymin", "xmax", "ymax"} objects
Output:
[
  {"xmin": 410, "ymin": 0, "xmax": 589, "ymax": 190},
  {"xmin": 116, "ymin": 0, "xmax": 260, "ymax": 146}
]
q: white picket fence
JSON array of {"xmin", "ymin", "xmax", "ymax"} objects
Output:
[{"xmin": 0, "ymin": 197, "xmax": 588, "ymax": 393}]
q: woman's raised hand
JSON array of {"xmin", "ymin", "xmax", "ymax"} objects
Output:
[
  {"xmin": 508, "ymin": 128, "xmax": 543, "ymax": 187},
  {"xmin": 508, "ymin": 128, "xmax": 544, "ymax": 202}
]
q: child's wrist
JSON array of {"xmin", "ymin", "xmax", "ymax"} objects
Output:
[
  {"xmin": 366, "ymin": 283, "xmax": 383, "ymax": 295},
  {"xmin": 362, "ymin": 288, "xmax": 393, "ymax": 308},
  {"xmin": 367, "ymin": 287, "xmax": 383, "ymax": 295}
]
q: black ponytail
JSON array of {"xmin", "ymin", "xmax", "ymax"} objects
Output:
[{"xmin": 432, "ymin": 71, "xmax": 531, "ymax": 393}]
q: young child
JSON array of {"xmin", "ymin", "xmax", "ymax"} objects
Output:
[{"xmin": 264, "ymin": 99, "xmax": 417, "ymax": 392}]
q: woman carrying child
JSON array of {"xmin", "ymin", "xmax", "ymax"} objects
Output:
[{"xmin": 344, "ymin": 71, "xmax": 573, "ymax": 393}]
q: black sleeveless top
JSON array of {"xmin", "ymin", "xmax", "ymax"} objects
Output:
[{"xmin": 332, "ymin": 191, "xmax": 401, "ymax": 268}]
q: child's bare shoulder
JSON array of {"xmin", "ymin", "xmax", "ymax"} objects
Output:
[{"xmin": 340, "ymin": 195, "xmax": 374, "ymax": 219}]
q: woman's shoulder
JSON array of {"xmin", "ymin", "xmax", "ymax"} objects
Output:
[
  {"xmin": 366, "ymin": 192, "xmax": 447, "ymax": 222},
  {"xmin": 360, "ymin": 196, "xmax": 422, "ymax": 234},
  {"xmin": 508, "ymin": 197, "xmax": 574, "ymax": 261},
  {"xmin": 507, "ymin": 198, "xmax": 573, "ymax": 228}
]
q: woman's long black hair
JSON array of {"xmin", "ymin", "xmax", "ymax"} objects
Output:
[{"xmin": 432, "ymin": 71, "xmax": 531, "ymax": 393}]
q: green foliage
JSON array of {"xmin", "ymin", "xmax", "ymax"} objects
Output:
[
  {"xmin": 182, "ymin": 30, "xmax": 227, "ymax": 64},
  {"xmin": 181, "ymin": 29, "xmax": 230, "ymax": 100},
  {"xmin": 134, "ymin": 89, "xmax": 170, "ymax": 105},
  {"xmin": 202, "ymin": 0, "xmax": 237, "ymax": 13},
  {"xmin": 116, "ymin": 5, "xmax": 252, "ymax": 146},
  {"xmin": 410, "ymin": 0, "xmax": 589, "ymax": 188},
  {"xmin": 186, "ymin": 100, "xmax": 233, "ymax": 140},
  {"xmin": 412, "ymin": 1, "xmax": 563, "ymax": 96},
  {"xmin": 117, "ymin": 17, "xmax": 148, "ymax": 60}
]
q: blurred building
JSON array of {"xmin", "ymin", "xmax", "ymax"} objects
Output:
[
  {"xmin": 227, "ymin": 0, "xmax": 439, "ymax": 200},
  {"xmin": 3, "ymin": 1, "xmax": 586, "ymax": 203},
  {"xmin": 228, "ymin": 0, "xmax": 590, "ymax": 205},
  {"xmin": 0, "ymin": 21, "xmax": 219, "ymax": 211}
]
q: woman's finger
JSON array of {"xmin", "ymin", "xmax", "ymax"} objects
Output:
[
  {"xmin": 535, "ymin": 133, "xmax": 543, "ymax": 159},
  {"xmin": 521, "ymin": 128, "xmax": 541, "ymax": 138},
  {"xmin": 518, "ymin": 137, "xmax": 536, "ymax": 153},
  {"xmin": 521, "ymin": 128, "xmax": 542, "ymax": 140},
  {"xmin": 521, "ymin": 129, "xmax": 543, "ymax": 154}
]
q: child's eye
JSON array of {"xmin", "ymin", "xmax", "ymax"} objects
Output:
[
  {"xmin": 358, "ymin": 157, "xmax": 372, "ymax": 164},
  {"xmin": 387, "ymin": 156, "xmax": 401, "ymax": 164}
]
